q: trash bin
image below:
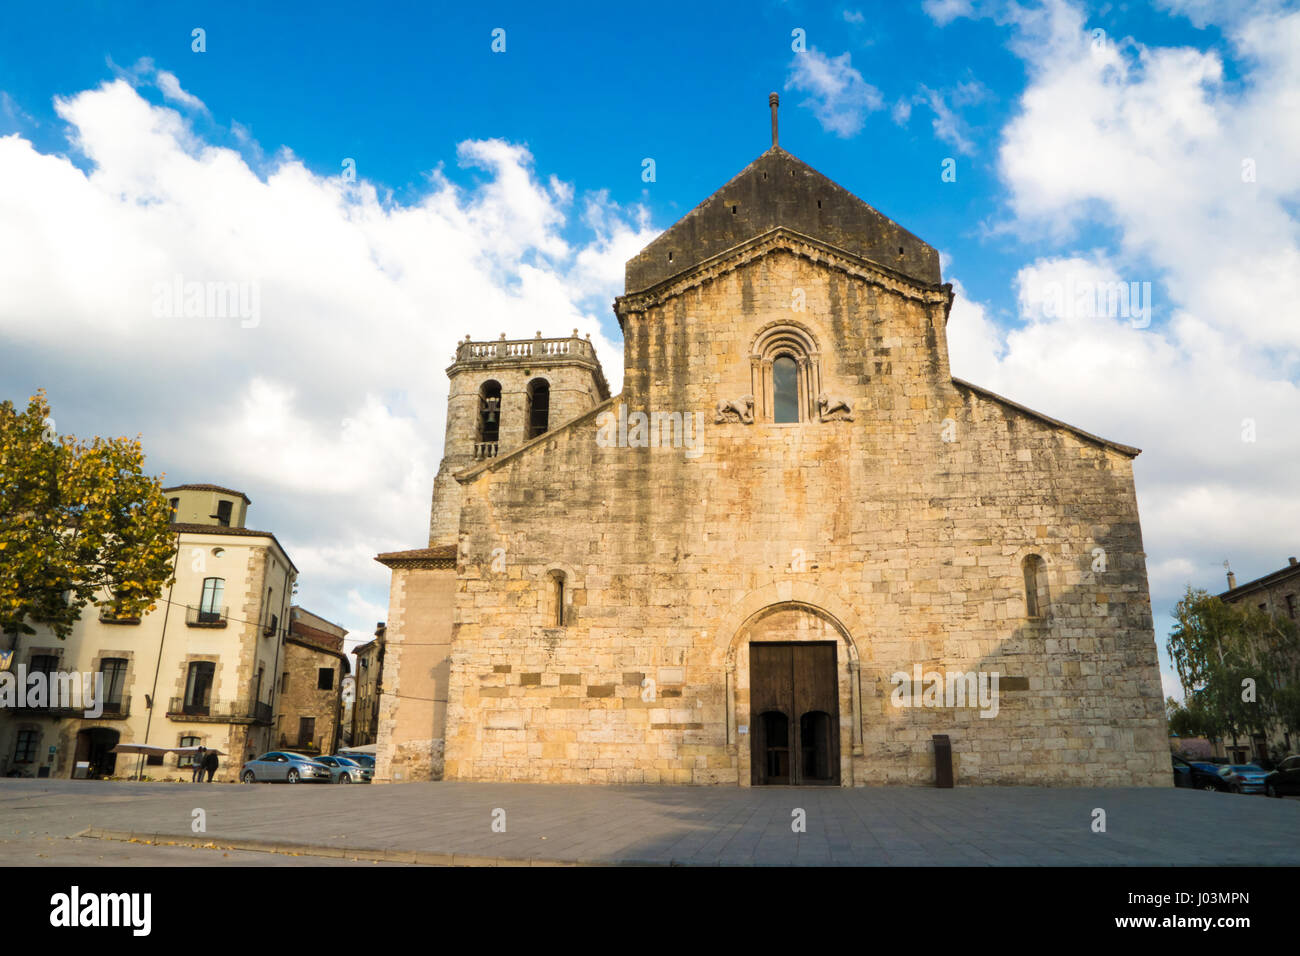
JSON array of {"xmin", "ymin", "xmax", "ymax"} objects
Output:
[{"xmin": 933, "ymin": 734, "xmax": 953, "ymax": 788}]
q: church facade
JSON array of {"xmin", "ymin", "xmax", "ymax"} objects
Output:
[{"xmin": 374, "ymin": 111, "xmax": 1169, "ymax": 787}]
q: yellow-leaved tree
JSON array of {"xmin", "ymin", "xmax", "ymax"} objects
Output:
[{"xmin": 0, "ymin": 389, "xmax": 176, "ymax": 648}]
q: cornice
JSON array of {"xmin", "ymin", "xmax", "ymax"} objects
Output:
[{"xmin": 614, "ymin": 227, "xmax": 953, "ymax": 324}]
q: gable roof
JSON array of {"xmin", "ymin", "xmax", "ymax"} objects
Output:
[{"xmin": 625, "ymin": 147, "xmax": 940, "ymax": 295}]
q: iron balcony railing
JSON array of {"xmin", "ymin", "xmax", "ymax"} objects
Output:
[
  {"xmin": 185, "ymin": 604, "xmax": 228, "ymax": 627},
  {"xmin": 167, "ymin": 697, "xmax": 273, "ymax": 724}
]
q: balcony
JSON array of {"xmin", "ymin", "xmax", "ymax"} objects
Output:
[
  {"xmin": 473, "ymin": 441, "xmax": 499, "ymax": 460},
  {"xmin": 166, "ymin": 697, "xmax": 273, "ymax": 725},
  {"xmin": 99, "ymin": 697, "xmax": 130, "ymax": 718},
  {"xmin": 98, "ymin": 608, "xmax": 141, "ymax": 625},
  {"xmin": 185, "ymin": 604, "xmax": 228, "ymax": 628}
]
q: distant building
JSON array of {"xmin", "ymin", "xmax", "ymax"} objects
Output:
[
  {"xmin": 276, "ymin": 607, "xmax": 349, "ymax": 756},
  {"xmin": 1217, "ymin": 556, "xmax": 1300, "ymax": 762},
  {"xmin": 350, "ymin": 623, "xmax": 385, "ymax": 747},
  {"xmin": 0, "ymin": 484, "xmax": 295, "ymax": 781}
]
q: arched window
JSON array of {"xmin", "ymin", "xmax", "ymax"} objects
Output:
[
  {"xmin": 750, "ymin": 322, "xmax": 821, "ymax": 423},
  {"xmin": 526, "ymin": 378, "xmax": 550, "ymax": 438},
  {"xmin": 477, "ymin": 380, "xmax": 501, "ymax": 459},
  {"xmin": 545, "ymin": 569, "xmax": 566, "ymax": 627},
  {"xmin": 1023, "ymin": 555, "xmax": 1048, "ymax": 619},
  {"xmin": 772, "ymin": 355, "xmax": 800, "ymax": 423}
]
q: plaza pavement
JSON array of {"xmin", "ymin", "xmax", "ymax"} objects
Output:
[{"xmin": 1, "ymin": 778, "xmax": 1296, "ymax": 866}]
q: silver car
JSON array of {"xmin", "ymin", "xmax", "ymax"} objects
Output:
[
  {"xmin": 239, "ymin": 751, "xmax": 332, "ymax": 784},
  {"xmin": 315, "ymin": 755, "xmax": 373, "ymax": 784}
]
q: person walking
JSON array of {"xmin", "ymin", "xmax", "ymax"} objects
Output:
[
  {"xmin": 191, "ymin": 746, "xmax": 206, "ymax": 783},
  {"xmin": 203, "ymin": 748, "xmax": 219, "ymax": 782}
]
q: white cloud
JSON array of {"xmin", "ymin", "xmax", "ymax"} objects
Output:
[
  {"xmin": 896, "ymin": 81, "xmax": 990, "ymax": 155},
  {"xmin": 922, "ymin": 0, "xmax": 977, "ymax": 27},
  {"xmin": 935, "ymin": 0, "xmax": 1300, "ymax": 701},
  {"xmin": 154, "ymin": 70, "xmax": 205, "ymax": 112},
  {"xmin": 785, "ymin": 49, "xmax": 885, "ymax": 138},
  {"xmin": 0, "ymin": 77, "xmax": 655, "ymax": 654}
]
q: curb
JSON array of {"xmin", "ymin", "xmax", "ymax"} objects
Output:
[{"xmin": 74, "ymin": 827, "xmax": 647, "ymax": 867}]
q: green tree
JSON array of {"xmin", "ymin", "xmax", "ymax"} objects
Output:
[
  {"xmin": 1167, "ymin": 585, "xmax": 1300, "ymax": 753},
  {"xmin": 0, "ymin": 389, "xmax": 176, "ymax": 647}
]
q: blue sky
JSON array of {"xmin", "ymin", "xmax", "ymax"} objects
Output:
[{"xmin": 1, "ymin": 0, "xmax": 1298, "ymax": 700}]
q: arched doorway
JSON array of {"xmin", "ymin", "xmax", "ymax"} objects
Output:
[
  {"xmin": 743, "ymin": 607, "xmax": 844, "ymax": 786},
  {"xmin": 73, "ymin": 728, "xmax": 120, "ymax": 779}
]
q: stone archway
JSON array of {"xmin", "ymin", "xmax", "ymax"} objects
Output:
[{"xmin": 717, "ymin": 591, "xmax": 864, "ymax": 787}]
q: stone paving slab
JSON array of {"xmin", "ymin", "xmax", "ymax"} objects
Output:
[{"xmin": 0, "ymin": 779, "xmax": 1296, "ymax": 866}]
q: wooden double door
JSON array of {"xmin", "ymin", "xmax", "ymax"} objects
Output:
[{"xmin": 749, "ymin": 642, "xmax": 840, "ymax": 786}]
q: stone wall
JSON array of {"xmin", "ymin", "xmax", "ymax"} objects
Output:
[
  {"xmin": 373, "ymin": 562, "xmax": 455, "ymax": 782},
  {"xmin": 437, "ymin": 244, "xmax": 1169, "ymax": 787},
  {"xmin": 276, "ymin": 638, "xmax": 345, "ymax": 754}
]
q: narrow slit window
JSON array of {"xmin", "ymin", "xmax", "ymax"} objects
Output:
[
  {"xmin": 1023, "ymin": 555, "xmax": 1048, "ymax": 619},
  {"xmin": 547, "ymin": 570, "xmax": 566, "ymax": 627}
]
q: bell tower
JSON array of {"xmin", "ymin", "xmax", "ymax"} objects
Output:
[{"xmin": 428, "ymin": 330, "xmax": 610, "ymax": 546}]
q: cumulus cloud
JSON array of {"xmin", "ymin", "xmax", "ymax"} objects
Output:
[
  {"xmin": 0, "ymin": 77, "xmax": 655, "ymax": 654},
  {"xmin": 785, "ymin": 48, "xmax": 885, "ymax": 138},
  {"xmin": 935, "ymin": 0, "xmax": 1300, "ymax": 698}
]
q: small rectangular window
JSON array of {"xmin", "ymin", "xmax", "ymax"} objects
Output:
[
  {"xmin": 169, "ymin": 497, "xmax": 179, "ymax": 521},
  {"xmin": 215, "ymin": 500, "xmax": 232, "ymax": 526},
  {"xmin": 317, "ymin": 668, "xmax": 334, "ymax": 690}
]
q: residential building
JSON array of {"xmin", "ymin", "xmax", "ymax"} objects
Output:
[
  {"xmin": 276, "ymin": 606, "xmax": 349, "ymax": 756},
  {"xmin": 0, "ymin": 483, "xmax": 295, "ymax": 781},
  {"xmin": 350, "ymin": 624, "xmax": 385, "ymax": 748},
  {"xmin": 1217, "ymin": 556, "xmax": 1300, "ymax": 762}
]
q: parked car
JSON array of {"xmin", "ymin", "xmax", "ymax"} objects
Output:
[
  {"xmin": 1172, "ymin": 755, "xmax": 1228, "ymax": 791},
  {"xmin": 1218, "ymin": 763, "xmax": 1269, "ymax": 794},
  {"xmin": 316, "ymin": 755, "xmax": 373, "ymax": 784},
  {"xmin": 240, "ymin": 751, "xmax": 332, "ymax": 784},
  {"xmin": 1263, "ymin": 755, "xmax": 1300, "ymax": 797},
  {"xmin": 336, "ymin": 752, "xmax": 376, "ymax": 772}
]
